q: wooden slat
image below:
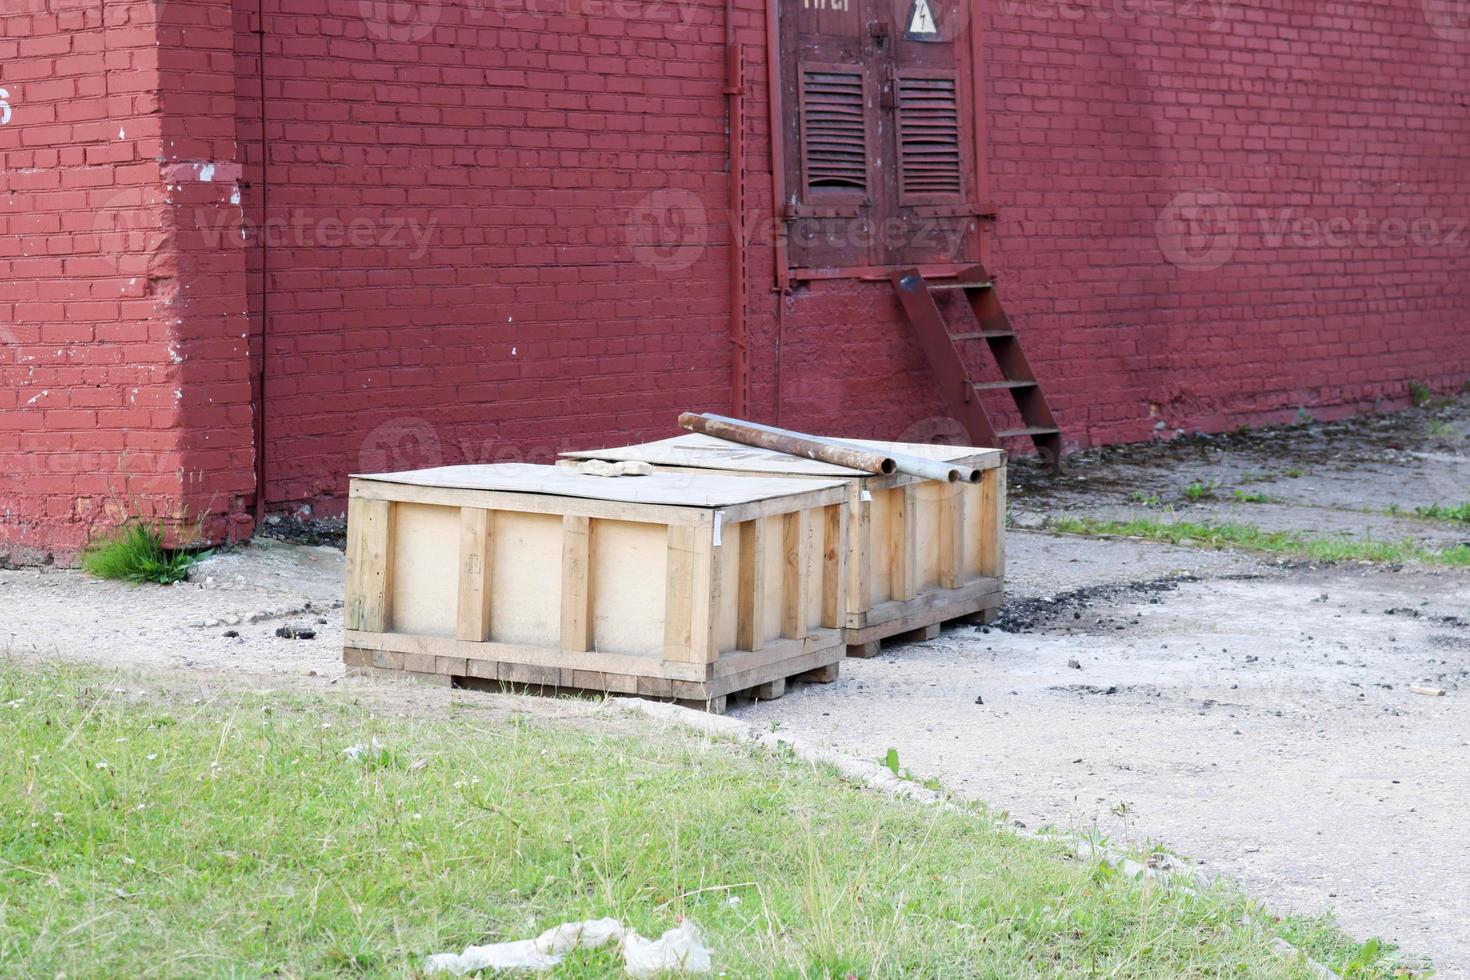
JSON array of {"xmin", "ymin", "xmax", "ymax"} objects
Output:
[
  {"xmin": 849, "ymin": 487, "xmax": 870, "ymax": 626},
  {"xmin": 560, "ymin": 515, "xmax": 593, "ymax": 652},
  {"xmin": 890, "ymin": 484, "xmax": 917, "ymax": 602},
  {"xmin": 821, "ymin": 503, "xmax": 846, "ymax": 630},
  {"xmin": 939, "ymin": 484, "xmax": 965, "ymax": 590},
  {"xmin": 781, "ymin": 510, "xmax": 812, "ymax": 639},
  {"xmin": 345, "ymin": 497, "xmax": 394, "ymax": 632},
  {"xmin": 736, "ymin": 518, "xmax": 765, "ymax": 652},
  {"xmin": 979, "ymin": 465, "xmax": 1005, "ymax": 579},
  {"xmin": 455, "ymin": 507, "xmax": 492, "ymax": 642},
  {"xmin": 663, "ymin": 524, "xmax": 719, "ymax": 663}
]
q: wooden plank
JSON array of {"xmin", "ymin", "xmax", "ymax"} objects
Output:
[
  {"xmin": 352, "ymin": 479, "xmax": 713, "ymax": 528},
  {"xmin": 979, "ymin": 465, "xmax": 1005, "ymax": 579},
  {"xmin": 663, "ymin": 524, "xmax": 719, "ymax": 664},
  {"xmin": 848, "ymin": 486, "xmax": 870, "ymax": 628},
  {"xmin": 560, "ymin": 515, "xmax": 593, "ymax": 652},
  {"xmin": 938, "ymin": 484, "xmax": 965, "ymax": 590},
  {"xmin": 820, "ymin": 502, "xmax": 846, "ymax": 630},
  {"xmin": 455, "ymin": 507, "xmax": 492, "ymax": 642},
  {"xmin": 780, "ymin": 510, "xmax": 812, "ymax": 639},
  {"xmin": 345, "ymin": 496, "xmax": 394, "ymax": 632},
  {"xmin": 345, "ymin": 629, "xmax": 710, "ymax": 682},
  {"xmin": 891, "ymin": 484, "xmax": 917, "ymax": 602},
  {"xmin": 736, "ymin": 518, "xmax": 765, "ymax": 652}
]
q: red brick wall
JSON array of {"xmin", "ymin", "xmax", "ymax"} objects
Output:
[
  {"xmin": 7, "ymin": 0, "xmax": 1470, "ymax": 557},
  {"xmin": 0, "ymin": 0, "xmax": 254, "ymax": 565},
  {"xmin": 231, "ymin": 0, "xmax": 1470, "ymax": 521}
]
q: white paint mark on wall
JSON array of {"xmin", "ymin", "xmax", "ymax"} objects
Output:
[
  {"xmin": 0, "ymin": 88, "xmax": 12, "ymax": 125},
  {"xmin": 25, "ymin": 389, "xmax": 48, "ymax": 406},
  {"xmin": 119, "ymin": 127, "xmax": 126, "ymax": 139},
  {"xmin": 230, "ymin": 186, "xmax": 241, "ymax": 206},
  {"xmin": 198, "ymin": 163, "xmax": 216, "ymax": 182}
]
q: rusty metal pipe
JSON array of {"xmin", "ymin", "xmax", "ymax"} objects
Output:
[
  {"xmin": 682, "ymin": 414, "xmax": 978, "ymax": 483},
  {"xmin": 678, "ymin": 414, "xmax": 897, "ymax": 475}
]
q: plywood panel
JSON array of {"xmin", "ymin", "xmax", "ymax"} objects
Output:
[
  {"xmin": 963, "ymin": 479, "xmax": 985, "ymax": 579},
  {"xmin": 390, "ymin": 502, "xmax": 460, "ymax": 638},
  {"xmin": 867, "ymin": 487, "xmax": 894, "ymax": 605},
  {"xmin": 489, "ymin": 511, "xmax": 562, "ymax": 646},
  {"xmin": 759, "ymin": 516, "xmax": 783, "ymax": 644},
  {"xmin": 590, "ymin": 519, "xmax": 667, "ymax": 655},
  {"xmin": 913, "ymin": 481, "xmax": 948, "ymax": 592}
]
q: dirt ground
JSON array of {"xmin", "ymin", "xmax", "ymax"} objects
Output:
[{"xmin": 2, "ymin": 398, "xmax": 1467, "ymax": 973}]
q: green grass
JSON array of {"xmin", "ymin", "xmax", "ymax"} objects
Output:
[
  {"xmin": 1409, "ymin": 502, "xmax": 1470, "ymax": 524},
  {"xmin": 1050, "ymin": 516, "xmax": 1470, "ymax": 568},
  {"xmin": 81, "ymin": 522, "xmax": 207, "ymax": 585},
  {"xmin": 1181, "ymin": 480, "xmax": 1218, "ymax": 502},
  {"xmin": 0, "ymin": 663, "xmax": 1392, "ymax": 978},
  {"xmin": 1232, "ymin": 489, "xmax": 1274, "ymax": 504}
]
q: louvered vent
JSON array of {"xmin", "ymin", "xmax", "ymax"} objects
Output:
[
  {"xmin": 897, "ymin": 74, "xmax": 962, "ymax": 199},
  {"xmin": 800, "ymin": 69, "xmax": 867, "ymax": 191}
]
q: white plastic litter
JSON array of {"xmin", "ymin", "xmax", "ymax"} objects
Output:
[
  {"xmin": 424, "ymin": 917, "xmax": 711, "ymax": 976},
  {"xmin": 342, "ymin": 738, "xmax": 385, "ymax": 759},
  {"xmin": 621, "ymin": 920, "xmax": 712, "ymax": 978}
]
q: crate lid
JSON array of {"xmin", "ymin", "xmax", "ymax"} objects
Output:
[
  {"xmin": 352, "ymin": 463, "xmax": 844, "ymax": 509},
  {"xmin": 561, "ymin": 433, "xmax": 1001, "ymax": 476}
]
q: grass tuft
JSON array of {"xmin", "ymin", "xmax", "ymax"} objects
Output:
[
  {"xmin": 1049, "ymin": 516, "xmax": 1470, "ymax": 567},
  {"xmin": 0, "ymin": 662, "xmax": 1399, "ymax": 978},
  {"xmin": 81, "ymin": 522, "xmax": 208, "ymax": 585},
  {"xmin": 1410, "ymin": 502, "xmax": 1470, "ymax": 524}
]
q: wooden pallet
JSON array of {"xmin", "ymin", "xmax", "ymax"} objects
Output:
[
  {"xmin": 561, "ymin": 435, "xmax": 1005, "ymax": 657},
  {"xmin": 342, "ymin": 463, "xmax": 849, "ymax": 713}
]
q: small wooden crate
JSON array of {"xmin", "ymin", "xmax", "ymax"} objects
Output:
[
  {"xmin": 562, "ymin": 435, "xmax": 1005, "ymax": 656},
  {"xmin": 342, "ymin": 463, "xmax": 849, "ymax": 711}
]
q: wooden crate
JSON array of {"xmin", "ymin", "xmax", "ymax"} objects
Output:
[
  {"xmin": 562, "ymin": 435, "xmax": 1004, "ymax": 656},
  {"xmin": 342, "ymin": 463, "xmax": 849, "ymax": 711}
]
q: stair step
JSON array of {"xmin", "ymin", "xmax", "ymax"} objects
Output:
[
  {"xmin": 929, "ymin": 281, "xmax": 994, "ymax": 291},
  {"xmin": 996, "ymin": 426, "xmax": 1061, "ymax": 438},
  {"xmin": 970, "ymin": 379, "xmax": 1037, "ymax": 391},
  {"xmin": 949, "ymin": 330, "xmax": 1014, "ymax": 341}
]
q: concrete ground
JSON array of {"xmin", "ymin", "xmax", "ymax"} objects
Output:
[{"xmin": 2, "ymin": 397, "xmax": 1466, "ymax": 973}]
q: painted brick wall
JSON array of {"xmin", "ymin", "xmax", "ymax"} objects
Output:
[
  {"xmin": 0, "ymin": 0, "xmax": 254, "ymax": 565},
  {"xmin": 233, "ymin": 0, "xmax": 1470, "ymax": 523},
  {"xmin": 7, "ymin": 0, "xmax": 1470, "ymax": 558}
]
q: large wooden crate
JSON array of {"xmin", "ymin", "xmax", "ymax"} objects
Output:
[
  {"xmin": 342, "ymin": 464, "xmax": 849, "ymax": 710},
  {"xmin": 562, "ymin": 435, "xmax": 1004, "ymax": 656}
]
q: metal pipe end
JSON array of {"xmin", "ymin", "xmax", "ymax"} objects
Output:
[
  {"xmin": 879, "ymin": 459, "xmax": 898, "ymax": 475},
  {"xmin": 964, "ymin": 468, "xmax": 983, "ymax": 484},
  {"xmin": 945, "ymin": 469, "xmax": 962, "ymax": 482}
]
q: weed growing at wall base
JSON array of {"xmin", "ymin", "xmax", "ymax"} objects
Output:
[{"xmin": 81, "ymin": 523, "xmax": 208, "ymax": 584}]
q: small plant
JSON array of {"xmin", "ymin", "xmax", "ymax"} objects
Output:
[
  {"xmin": 1128, "ymin": 490, "xmax": 1161, "ymax": 506},
  {"xmin": 1283, "ymin": 467, "xmax": 1305, "ymax": 479},
  {"xmin": 882, "ymin": 747, "xmax": 901, "ymax": 776},
  {"xmin": 1182, "ymin": 480, "xmax": 1219, "ymax": 502},
  {"xmin": 81, "ymin": 522, "xmax": 208, "ymax": 584},
  {"xmin": 1408, "ymin": 382, "xmax": 1433, "ymax": 408},
  {"xmin": 1412, "ymin": 502, "xmax": 1470, "ymax": 524},
  {"xmin": 1232, "ymin": 489, "xmax": 1271, "ymax": 504}
]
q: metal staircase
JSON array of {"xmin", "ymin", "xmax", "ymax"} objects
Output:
[{"xmin": 890, "ymin": 265, "xmax": 1062, "ymax": 471}]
